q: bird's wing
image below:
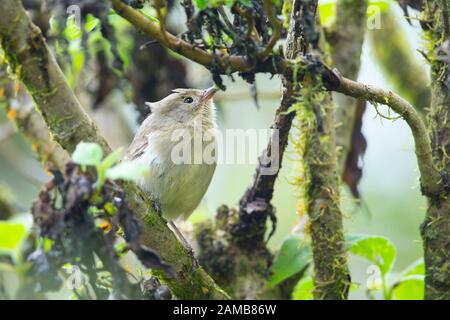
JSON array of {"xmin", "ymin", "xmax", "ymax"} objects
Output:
[
  {"xmin": 124, "ymin": 124, "xmax": 152, "ymax": 161},
  {"xmin": 124, "ymin": 137, "xmax": 147, "ymax": 161}
]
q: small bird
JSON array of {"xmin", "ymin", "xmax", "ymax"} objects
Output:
[{"xmin": 124, "ymin": 87, "xmax": 218, "ymax": 249}]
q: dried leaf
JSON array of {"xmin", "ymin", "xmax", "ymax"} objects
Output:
[{"xmin": 343, "ymin": 100, "xmax": 367, "ymax": 198}]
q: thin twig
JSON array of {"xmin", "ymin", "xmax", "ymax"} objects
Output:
[
  {"xmin": 336, "ymin": 73, "xmax": 442, "ymax": 195},
  {"xmin": 154, "ymin": 0, "xmax": 169, "ymax": 44},
  {"xmin": 258, "ymin": 0, "xmax": 283, "ymax": 59},
  {"xmin": 233, "ymin": 4, "xmax": 256, "ymax": 41},
  {"xmin": 218, "ymin": 6, "xmax": 234, "ymax": 31}
]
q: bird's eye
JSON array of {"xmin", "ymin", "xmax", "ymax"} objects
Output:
[{"xmin": 184, "ymin": 97, "xmax": 194, "ymax": 104}]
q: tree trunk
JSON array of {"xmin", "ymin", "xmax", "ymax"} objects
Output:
[
  {"xmin": 290, "ymin": 0, "xmax": 350, "ymax": 300},
  {"xmin": 419, "ymin": 1, "xmax": 450, "ymax": 300}
]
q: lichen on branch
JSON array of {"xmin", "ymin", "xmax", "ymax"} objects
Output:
[{"xmin": 288, "ymin": 0, "xmax": 350, "ymax": 300}]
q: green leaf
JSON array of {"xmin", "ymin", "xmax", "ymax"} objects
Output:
[
  {"xmin": 188, "ymin": 206, "xmax": 209, "ymax": 224},
  {"xmin": 104, "ymin": 202, "xmax": 117, "ymax": 216},
  {"xmin": 318, "ymin": 0, "xmax": 390, "ymax": 26},
  {"xmin": 42, "ymin": 237, "xmax": 53, "ymax": 252},
  {"xmin": 85, "ymin": 14, "xmax": 99, "ymax": 32},
  {"xmin": 100, "ymin": 147, "xmax": 123, "ymax": 171},
  {"xmin": 194, "ymin": 0, "xmax": 208, "ymax": 10},
  {"xmin": 292, "ymin": 276, "xmax": 313, "ymax": 300},
  {"xmin": 393, "ymin": 275, "xmax": 424, "ymax": 300},
  {"xmin": 115, "ymin": 242, "xmax": 127, "ymax": 257},
  {"xmin": 368, "ymin": 0, "xmax": 390, "ymax": 15},
  {"xmin": 106, "ymin": 161, "xmax": 149, "ymax": 181},
  {"xmin": 392, "ymin": 258, "xmax": 424, "ymax": 300},
  {"xmin": 96, "ymin": 148, "xmax": 123, "ymax": 189},
  {"xmin": 271, "ymin": 0, "xmax": 281, "ymax": 7},
  {"xmin": 318, "ymin": 2, "xmax": 336, "ymax": 27},
  {"xmin": 208, "ymin": 0, "xmax": 233, "ymax": 7},
  {"xmin": 349, "ymin": 236, "xmax": 396, "ymax": 275},
  {"xmin": 240, "ymin": 0, "xmax": 252, "ymax": 8},
  {"xmin": 266, "ymin": 235, "xmax": 311, "ymax": 288},
  {"xmin": 0, "ymin": 221, "xmax": 28, "ymax": 257},
  {"xmin": 401, "ymin": 258, "xmax": 424, "ymax": 277},
  {"xmin": 67, "ymin": 40, "xmax": 85, "ymax": 87},
  {"xmin": 72, "ymin": 142, "xmax": 104, "ymax": 166},
  {"xmin": 63, "ymin": 15, "xmax": 82, "ymax": 41},
  {"xmin": 345, "ymin": 233, "xmax": 370, "ymax": 249}
]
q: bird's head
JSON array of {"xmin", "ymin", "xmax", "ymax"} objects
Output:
[{"xmin": 145, "ymin": 87, "xmax": 218, "ymax": 125}]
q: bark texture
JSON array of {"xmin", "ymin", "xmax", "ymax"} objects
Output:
[
  {"xmin": 419, "ymin": 0, "xmax": 450, "ymax": 300},
  {"xmin": 290, "ymin": 0, "xmax": 350, "ymax": 300},
  {"xmin": 0, "ymin": 0, "xmax": 228, "ymax": 300},
  {"xmin": 238, "ymin": 83, "xmax": 296, "ymax": 244}
]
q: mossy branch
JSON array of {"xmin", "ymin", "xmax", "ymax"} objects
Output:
[
  {"xmin": 111, "ymin": 0, "xmax": 253, "ymax": 72},
  {"xmin": 289, "ymin": 0, "xmax": 350, "ymax": 300},
  {"xmin": 238, "ymin": 83, "xmax": 296, "ymax": 243},
  {"xmin": 0, "ymin": 0, "xmax": 228, "ymax": 300},
  {"xmin": 259, "ymin": 0, "xmax": 283, "ymax": 59},
  {"xmin": 335, "ymin": 74, "xmax": 442, "ymax": 196},
  {"xmin": 418, "ymin": 0, "xmax": 450, "ymax": 300}
]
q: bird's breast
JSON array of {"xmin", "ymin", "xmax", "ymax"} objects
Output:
[{"xmin": 135, "ymin": 129, "xmax": 218, "ymax": 220}]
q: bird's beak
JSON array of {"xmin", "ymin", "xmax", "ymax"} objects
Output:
[{"xmin": 201, "ymin": 86, "xmax": 218, "ymax": 103}]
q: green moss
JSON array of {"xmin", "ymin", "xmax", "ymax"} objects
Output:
[
  {"xmin": 193, "ymin": 206, "xmax": 274, "ymax": 299},
  {"xmin": 282, "ymin": 0, "xmax": 293, "ymax": 28},
  {"xmin": 418, "ymin": 2, "xmax": 450, "ymax": 300},
  {"xmin": 288, "ymin": 61, "xmax": 349, "ymax": 299}
]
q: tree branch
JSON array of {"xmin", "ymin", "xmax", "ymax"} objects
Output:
[
  {"xmin": 238, "ymin": 83, "xmax": 296, "ymax": 242},
  {"xmin": 113, "ymin": 0, "xmax": 444, "ymax": 212},
  {"xmin": 0, "ymin": 0, "xmax": 228, "ymax": 300},
  {"xmin": 289, "ymin": 0, "xmax": 350, "ymax": 300},
  {"xmin": 237, "ymin": 0, "xmax": 307, "ymax": 243},
  {"xmin": 335, "ymin": 74, "xmax": 442, "ymax": 196},
  {"xmin": 112, "ymin": 0, "xmax": 447, "ymax": 300},
  {"xmin": 417, "ymin": 0, "xmax": 450, "ymax": 300},
  {"xmin": 111, "ymin": 0, "xmax": 252, "ymax": 72},
  {"xmin": 259, "ymin": 0, "xmax": 283, "ymax": 59}
]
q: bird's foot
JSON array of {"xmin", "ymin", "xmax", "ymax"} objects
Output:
[
  {"xmin": 185, "ymin": 243, "xmax": 200, "ymax": 272},
  {"xmin": 151, "ymin": 199, "xmax": 162, "ymax": 215},
  {"xmin": 169, "ymin": 221, "xmax": 200, "ymax": 272}
]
